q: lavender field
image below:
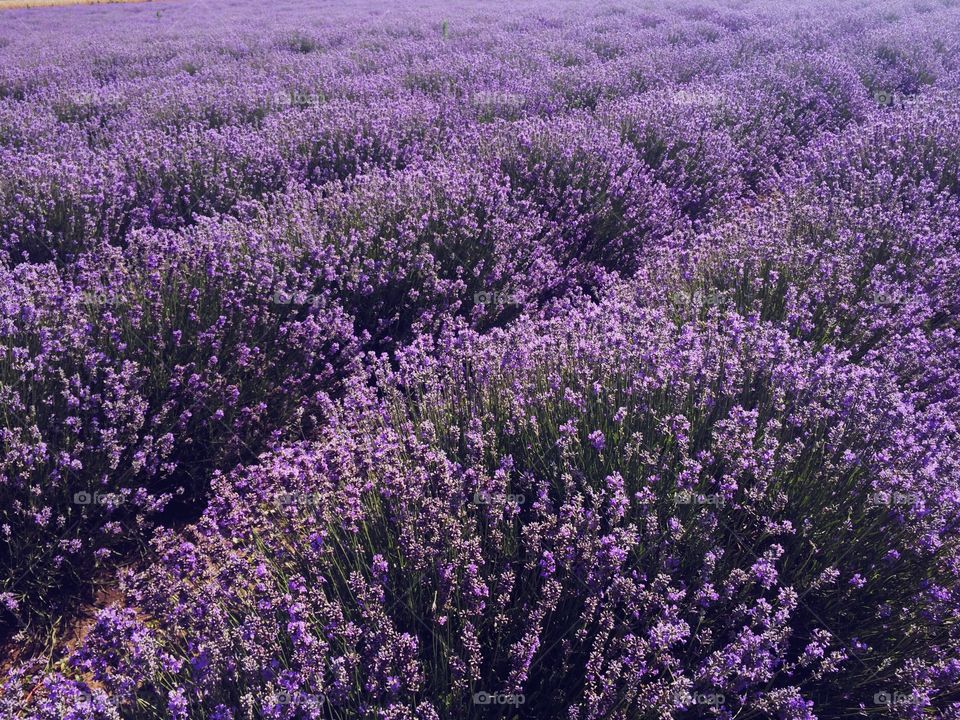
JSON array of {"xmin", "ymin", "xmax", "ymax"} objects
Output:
[{"xmin": 1, "ymin": 0, "xmax": 959, "ymax": 717}]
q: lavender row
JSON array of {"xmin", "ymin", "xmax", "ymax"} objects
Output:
[{"xmin": 2, "ymin": 0, "xmax": 957, "ymax": 262}]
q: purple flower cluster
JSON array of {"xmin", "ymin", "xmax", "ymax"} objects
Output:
[{"xmin": 1, "ymin": 0, "xmax": 959, "ymax": 718}]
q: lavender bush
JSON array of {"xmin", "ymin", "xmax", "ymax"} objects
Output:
[{"xmin": 1, "ymin": 0, "xmax": 959, "ymax": 717}]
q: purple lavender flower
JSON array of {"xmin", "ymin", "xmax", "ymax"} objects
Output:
[{"xmin": 3, "ymin": 1, "xmax": 960, "ymax": 719}]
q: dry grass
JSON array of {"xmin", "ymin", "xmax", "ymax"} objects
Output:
[{"xmin": 0, "ymin": 0, "xmax": 151, "ymax": 9}]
